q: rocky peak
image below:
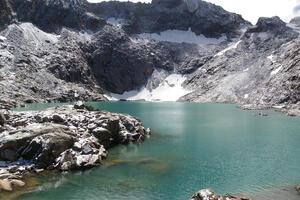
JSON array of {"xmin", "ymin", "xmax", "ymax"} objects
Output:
[
  {"xmin": 89, "ymin": 0, "xmax": 250, "ymax": 38},
  {"xmin": 247, "ymin": 16, "xmax": 291, "ymax": 35},
  {"xmin": 41, "ymin": 0, "xmax": 88, "ymax": 10},
  {"xmin": 11, "ymin": 0, "xmax": 106, "ymax": 33},
  {"xmin": 290, "ymin": 16, "xmax": 300, "ymax": 26}
]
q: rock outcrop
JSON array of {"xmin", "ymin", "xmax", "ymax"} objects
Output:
[
  {"xmin": 0, "ymin": 0, "xmax": 14, "ymax": 31},
  {"xmin": 11, "ymin": 0, "xmax": 106, "ymax": 33},
  {"xmin": 89, "ymin": 0, "xmax": 250, "ymax": 38},
  {"xmin": 182, "ymin": 16, "xmax": 300, "ymax": 114},
  {"xmin": 190, "ymin": 189, "xmax": 250, "ymax": 200},
  {"xmin": 0, "ymin": 22, "xmax": 106, "ymax": 109},
  {"xmin": 0, "ymin": 103, "xmax": 150, "ymax": 192}
]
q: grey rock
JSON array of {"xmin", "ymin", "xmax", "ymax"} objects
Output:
[
  {"xmin": 0, "ymin": 112, "xmax": 7, "ymax": 125},
  {"xmin": 0, "ymin": 105, "xmax": 149, "ymax": 172},
  {"xmin": 0, "ymin": 0, "xmax": 14, "ymax": 31},
  {"xmin": 182, "ymin": 16, "xmax": 300, "ymax": 116},
  {"xmin": 11, "ymin": 0, "xmax": 107, "ymax": 33},
  {"xmin": 190, "ymin": 189, "xmax": 250, "ymax": 200},
  {"xmin": 89, "ymin": 0, "xmax": 250, "ymax": 38}
]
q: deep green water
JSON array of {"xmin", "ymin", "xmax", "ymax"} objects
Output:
[{"xmin": 15, "ymin": 102, "xmax": 300, "ymax": 200}]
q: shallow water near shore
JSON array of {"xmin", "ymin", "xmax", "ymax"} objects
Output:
[{"xmin": 8, "ymin": 102, "xmax": 300, "ymax": 200}]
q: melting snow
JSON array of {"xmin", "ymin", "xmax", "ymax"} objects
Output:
[
  {"xmin": 273, "ymin": 105, "xmax": 285, "ymax": 109},
  {"xmin": 0, "ymin": 36, "xmax": 7, "ymax": 41},
  {"xmin": 137, "ymin": 28, "xmax": 227, "ymax": 45},
  {"xmin": 106, "ymin": 74, "xmax": 191, "ymax": 102},
  {"xmin": 106, "ymin": 18, "xmax": 124, "ymax": 28},
  {"xmin": 215, "ymin": 40, "xmax": 242, "ymax": 57},
  {"xmin": 270, "ymin": 65, "xmax": 283, "ymax": 76},
  {"xmin": 267, "ymin": 55, "xmax": 275, "ymax": 63}
]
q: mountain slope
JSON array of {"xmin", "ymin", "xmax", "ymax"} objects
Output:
[
  {"xmin": 0, "ymin": 0, "xmax": 299, "ymax": 115},
  {"xmin": 182, "ymin": 17, "xmax": 299, "ymax": 110},
  {"xmin": 88, "ymin": 0, "xmax": 250, "ymax": 38}
]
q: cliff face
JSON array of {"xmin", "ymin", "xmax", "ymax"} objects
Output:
[
  {"xmin": 0, "ymin": 0, "xmax": 14, "ymax": 31},
  {"xmin": 11, "ymin": 0, "xmax": 106, "ymax": 33},
  {"xmin": 88, "ymin": 0, "xmax": 250, "ymax": 38}
]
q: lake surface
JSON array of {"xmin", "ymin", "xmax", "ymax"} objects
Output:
[{"xmin": 15, "ymin": 102, "xmax": 300, "ymax": 200}]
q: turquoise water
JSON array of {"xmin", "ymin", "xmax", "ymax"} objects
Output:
[{"xmin": 17, "ymin": 102, "xmax": 300, "ymax": 200}]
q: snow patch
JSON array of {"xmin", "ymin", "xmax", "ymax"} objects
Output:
[
  {"xmin": 215, "ymin": 40, "xmax": 242, "ymax": 57},
  {"xmin": 267, "ymin": 55, "xmax": 275, "ymax": 63},
  {"xmin": 106, "ymin": 18, "xmax": 124, "ymax": 28},
  {"xmin": 0, "ymin": 36, "xmax": 7, "ymax": 41},
  {"xmin": 244, "ymin": 94, "xmax": 249, "ymax": 99},
  {"xmin": 273, "ymin": 105, "xmax": 285, "ymax": 109},
  {"xmin": 137, "ymin": 28, "xmax": 227, "ymax": 45},
  {"xmin": 107, "ymin": 74, "xmax": 191, "ymax": 102},
  {"xmin": 270, "ymin": 65, "xmax": 283, "ymax": 76}
]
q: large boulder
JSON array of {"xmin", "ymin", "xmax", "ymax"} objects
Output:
[
  {"xmin": 0, "ymin": 105, "xmax": 150, "ymax": 172},
  {"xmin": 21, "ymin": 132, "xmax": 75, "ymax": 168},
  {"xmin": 190, "ymin": 189, "xmax": 250, "ymax": 200},
  {"xmin": 0, "ymin": 124, "xmax": 75, "ymax": 164}
]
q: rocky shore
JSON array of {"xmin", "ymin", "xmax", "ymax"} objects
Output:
[
  {"xmin": 190, "ymin": 187, "xmax": 300, "ymax": 200},
  {"xmin": 0, "ymin": 103, "xmax": 150, "ymax": 192},
  {"xmin": 190, "ymin": 189, "xmax": 250, "ymax": 200}
]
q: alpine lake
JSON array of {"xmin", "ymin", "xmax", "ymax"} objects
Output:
[{"xmin": 4, "ymin": 102, "xmax": 300, "ymax": 200}]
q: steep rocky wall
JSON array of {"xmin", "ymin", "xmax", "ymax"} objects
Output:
[{"xmin": 88, "ymin": 0, "xmax": 250, "ymax": 38}]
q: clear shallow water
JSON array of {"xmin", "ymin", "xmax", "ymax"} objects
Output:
[{"xmin": 15, "ymin": 102, "xmax": 300, "ymax": 200}]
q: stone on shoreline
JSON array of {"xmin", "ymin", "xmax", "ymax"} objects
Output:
[
  {"xmin": 190, "ymin": 189, "xmax": 250, "ymax": 200},
  {"xmin": 0, "ymin": 103, "xmax": 150, "ymax": 192},
  {"xmin": 296, "ymin": 185, "xmax": 300, "ymax": 193}
]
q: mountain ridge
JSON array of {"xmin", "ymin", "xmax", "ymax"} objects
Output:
[{"xmin": 0, "ymin": 0, "xmax": 299, "ymax": 116}]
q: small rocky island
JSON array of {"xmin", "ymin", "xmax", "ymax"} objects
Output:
[
  {"xmin": 0, "ymin": 103, "xmax": 150, "ymax": 192},
  {"xmin": 190, "ymin": 189, "xmax": 249, "ymax": 200}
]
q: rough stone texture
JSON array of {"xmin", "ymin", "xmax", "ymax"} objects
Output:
[
  {"xmin": 88, "ymin": 0, "xmax": 250, "ymax": 38},
  {"xmin": 11, "ymin": 0, "xmax": 106, "ymax": 33},
  {"xmin": 0, "ymin": 23, "xmax": 106, "ymax": 109},
  {"xmin": 0, "ymin": 103, "xmax": 150, "ymax": 191},
  {"xmin": 296, "ymin": 185, "xmax": 300, "ymax": 193},
  {"xmin": 0, "ymin": 0, "xmax": 14, "ymax": 31},
  {"xmin": 0, "ymin": 104, "xmax": 149, "ymax": 167},
  {"xmin": 182, "ymin": 17, "xmax": 300, "ymax": 115},
  {"xmin": 190, "ymin": 189, "xmax": 250, "ymax": 200}
]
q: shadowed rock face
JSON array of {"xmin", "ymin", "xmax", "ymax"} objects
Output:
[
  {"xmin": 11, "ymin": 0, "xmax": 106, "ymax": 33},
  {"xmin": 88, "ymin": 0, "xmax": 250, "ymax": 38},
  {"xmin": 0, "ymin": 0, "xmax": 14, "ymax": 31},
  {"xmin": 247, "ymin": 16, "xmax": 294, "ymax": 36}
]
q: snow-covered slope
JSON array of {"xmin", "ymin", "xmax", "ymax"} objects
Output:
[
  {"xmin": 137, "ymin": 28, "xmax": 227, "ymax": 45},
  {"xmin": 106, "ymin": 74, "xmax": 191, "ymax": 102}
]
